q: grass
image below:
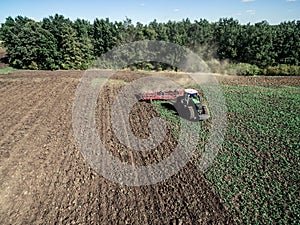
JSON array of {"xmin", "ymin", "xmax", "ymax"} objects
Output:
[
  {"xmin": 0, "ymin": 67, "xmax": 19, "ymax": 74},
  {"xmin": 152, "ymin": 83, "xmax": 300, "ymax": 224}
]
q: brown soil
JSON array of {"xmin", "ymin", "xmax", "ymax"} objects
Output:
[
  {"xmin": 217, "ymin": 75, "xmax": 300, "ymax": 87},
  {"xmin": 0, "ymin": 70, "xmax": 235, "ymax": 224}
]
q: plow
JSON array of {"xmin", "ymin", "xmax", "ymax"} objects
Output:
[{"xmin": 137, "ymin": 88, "xmax": 210, "ymax": 121}]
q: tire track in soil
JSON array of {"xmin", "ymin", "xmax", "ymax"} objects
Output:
[{"xmin": 97, "ymin": 84, "xmax": 115, "ymax": 224}]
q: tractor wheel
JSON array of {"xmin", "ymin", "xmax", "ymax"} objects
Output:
[{"xmin": 199, "ymin": 105, "xmax": 210, "ymax": 120}]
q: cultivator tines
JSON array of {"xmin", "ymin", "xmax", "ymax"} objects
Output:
[{"xmin": 137, "ymin": 89, "xmax": 184, "ymax": 101}]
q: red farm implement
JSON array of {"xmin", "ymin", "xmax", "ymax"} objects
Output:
[{"xmin": 138, "ymin": 88, "xmax": 210, "ymax": 121}]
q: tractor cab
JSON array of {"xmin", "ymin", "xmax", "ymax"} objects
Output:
[
  {"xmin": 183, "ymin": 88, "xmax": 209, "ymax": 121},
  {"xmin": 184, "ymin": 89, "xmax": 201, "ymax": 106}
]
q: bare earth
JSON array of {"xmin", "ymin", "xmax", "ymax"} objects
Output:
[
  {"xmin": 2, "ymin": 70, "xmax": 299, "ymax": 224},
  {"xmin": 0, "ymin": 70, "xmax": 234, "ymax": 225}
]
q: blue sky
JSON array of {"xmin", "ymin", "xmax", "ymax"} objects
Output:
[{"xmin": 0, "ymin": 0, "xmax": 299, "ymax": 25}]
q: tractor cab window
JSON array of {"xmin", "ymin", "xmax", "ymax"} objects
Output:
[{"xmin": 191, "ymin": 95, "xmax": 200, "ymax": 104}]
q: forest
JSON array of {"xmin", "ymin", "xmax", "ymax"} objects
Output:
[{"xmin": 0, "ymin": 14, "xmax": 299, "ymax": 75}]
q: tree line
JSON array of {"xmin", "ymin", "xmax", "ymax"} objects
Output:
[{"xmin": 0, "ymin": 14, "xmax": 299, "ymax": 75}]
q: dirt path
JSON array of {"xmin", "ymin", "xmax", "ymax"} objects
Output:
[{"xmin": 0, "ymin": 71, "xmax": 232, "ymax": 224}]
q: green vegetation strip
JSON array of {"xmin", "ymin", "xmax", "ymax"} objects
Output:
[
  {"xmin": 153, "ymin": 85, "xmax": 300, "ymax": 224},
  {"xmin": 0, "ymin": 67, "xmax": 18, "ymax": 74}
]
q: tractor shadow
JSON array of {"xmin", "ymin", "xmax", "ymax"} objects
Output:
[
  {"xmin": 160, "ymin": 102, "xmax": 199, "ymax": 122},
  {"xmin": 161, "ymin": 102, "xmax": 178, "ymax": 115}
]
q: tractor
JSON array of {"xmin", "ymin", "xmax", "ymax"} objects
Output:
[{"xmin": 137, "ymin": 88, "xmax": 210, "ymax": 121}]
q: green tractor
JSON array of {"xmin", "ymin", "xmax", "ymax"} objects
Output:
[{"xmin": 138, "ymin": 88, "xmax": 210, "ymax": 121}]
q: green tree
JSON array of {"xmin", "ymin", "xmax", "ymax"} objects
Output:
[
  {"xmin": 214, "ymin": 18, "xmax": 241, "ymax": 61},
  {"xmin": 274, "ymin": 21, "xmax": 300, "ymax": 65},
  {"xmin": 1, "ymin": 15, "xmax": 300, "ymax": 71},
  {"xmin": 41, "ymin": 14, "xmax": 73, "ymax": 66},
  {"xmin": 73, "ymin": 19, "xmax": 94, "ymax": 69},
  {"xmin": 93, "ymin": 18, "xmax": 117, "ymax": 56},
  {"xmin": 241, "ymin": 21, "xmax": 276, "ymax": 67},
  {"xmin": 0, "ymin": 16, "xmax": 58, "ymax": 69},
  {"xmin": 59, "ymin": 25, "xmax": 86, "ymax": 69},
  {"xmin": 149, "ymin": 20, "xmax": 169, "ymax": 41},
  {"xmin": 187, "ymin": 19, "xmax": 215, "ymax": 60}
]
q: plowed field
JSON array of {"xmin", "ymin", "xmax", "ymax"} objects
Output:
[
  {"xmin": 1, "ymin": 71, "xmax": 299, "ymax": 224},
  {"xmin": 0, "ymin": 71, "xmax": 232, "ymax": 224}
]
